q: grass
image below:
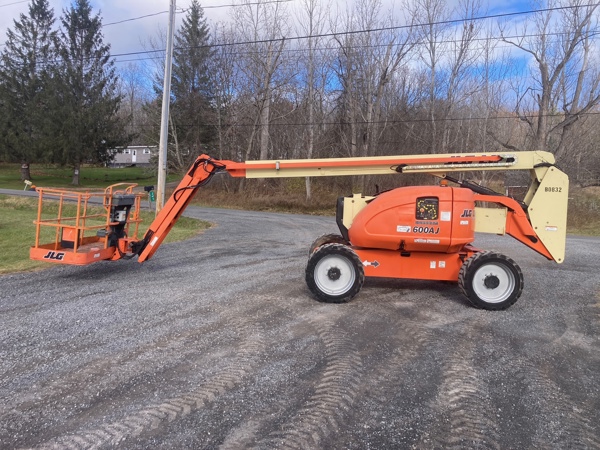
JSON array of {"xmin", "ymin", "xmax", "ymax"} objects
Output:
[
  {"xmin": 0, "ymin": 195, "xmax": 211, "ymax": 274},
  {"xmin": 567, "ymin": 186, "xmax": 600, "ymax": 236},
  {"xmin": 192, "ymin": 185, "xmax": 339, "ymax": 216},
  {"xmin": 0, "ymin": 163, "xmax": 180, "ymax": 190}
]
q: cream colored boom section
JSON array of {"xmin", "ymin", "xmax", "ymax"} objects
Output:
[{"xmin": 241, "ymin": 151, "xmax": 557, "ymax": 178}]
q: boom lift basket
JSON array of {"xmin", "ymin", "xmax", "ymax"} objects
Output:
[{"xmin": 30, "ymin": 184, "xmax": 144, "ymax": 265}]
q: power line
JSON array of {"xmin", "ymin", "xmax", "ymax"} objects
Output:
[
  {"xmin": 108, "ymin": 30, "xmax": 600, "ymax": 65},
  {"xmin": 104, "ymin": 11, "xmax": 170, "ymax": 28},
  {"xmin": 103, "ymin": 0, "xmax": 294, "ymax": 28},
  {"xmin": 105, "ymin": 2, "xmax": 600, "ymax": 63},
  {"xmin": 4, "ymin": 2, "xmax": 600, "ymax": 71},
  {"xmin": 201, "ymin": 0, "xmax": 293, "ymax": 9},
  {"xmin": 0, "ymin": 0, "xmax": 27, "ymax": 8},
  {"xmin": 202, "ymin": 2, "xmax": 600, "ymax": 50},
  {"xmin": 131, "ymin": 111, "xmax": 600, "ymax": 131}
]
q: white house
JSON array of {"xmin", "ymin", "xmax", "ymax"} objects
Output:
[{"xmin": 110, "ymin": 146, "xmax": 157, "ymax": 167}]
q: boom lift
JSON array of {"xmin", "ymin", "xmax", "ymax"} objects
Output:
[{"xmin": 30, "ymin": 151, "xmax": 568, "ymax": 310}]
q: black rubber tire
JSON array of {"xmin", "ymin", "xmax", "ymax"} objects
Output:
[
  {"xmin": 308, "ymin": 233, "xmax": 349, "ymax": 257},
  {"xmin": 305, "ymin": 243, "xmax": 364, "ymax": 303},
  {"xmin": 458, "ymin": 251, "xmax": 524, "ymax": 310}
]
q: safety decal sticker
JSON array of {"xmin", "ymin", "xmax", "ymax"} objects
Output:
[
  {"xmin": 397, "ymin": 225, "xmax": 411, "ymax": 233},
  {"xmin": 362, "ymin": 260, "xmax": 380, "ymax": 268},
  {"xmin": 414, "ymin": 239, "xmax": 441, "ymax": 244},
  {"xmin": 441, "ymin": 211, "xmax": 451, "ymax": 222}
]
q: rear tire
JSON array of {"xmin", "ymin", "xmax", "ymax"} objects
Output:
[
  {"xmin": 308, "ymin": 233, "xmax": 349, "ymax": 256},
  {"xmin": 458, "ymin": 251, "xmax": 524, "ymax": 310},
  {"xmin": 306, "ymin": 243, "xmax": 364, "ymax": 303}
]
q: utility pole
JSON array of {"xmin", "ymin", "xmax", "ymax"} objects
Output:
[{"xmin": 156, "ymin": 0, "xmax": 176, "ymax": 213}]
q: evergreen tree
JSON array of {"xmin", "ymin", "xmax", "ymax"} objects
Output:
[
  {"xmin": 0, "ymin": 0, "xmax": 56, "ymax": 180},
  {"xmin": 52, "ymin": 0, "xmax": 130, "ymax": 184},
  {"xmin": 170, "ymin": 0, "xmax": 215, "ymax": 169}
]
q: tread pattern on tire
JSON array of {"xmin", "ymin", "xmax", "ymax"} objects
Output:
[
  {"xmin": 458, "ymin": 251, "xmax": 524, "ymax": 311},
  {"xmin": 308, "ymin": 233, "xmax": 349, "ymax": 257},
  {"xmin": 305, "ymin": 243, "xmax": 364, "ymax": 304}
]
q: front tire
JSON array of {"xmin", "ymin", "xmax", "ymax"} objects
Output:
[
  {"xmin": 305, "ymin": 243, "xmax": 364, "ymax": 303},
  {"xmin": 458, "ymin": 251, "xmax": 524, "ymax": 310}
]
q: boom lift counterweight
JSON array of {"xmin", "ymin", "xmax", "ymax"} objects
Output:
[{"xmin": 30, "ymin": 151, "xmax": 569, "ymax": 310}]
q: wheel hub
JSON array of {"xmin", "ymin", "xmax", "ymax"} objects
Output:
[
  {"xmin": 327, "ymin": 267, "xmax": 341, "ymax": 281},
  {"xmin": 483, "ymin": 274, "xmax": 500, "ymax": 289}
]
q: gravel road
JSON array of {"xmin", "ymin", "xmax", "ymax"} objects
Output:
[{"xmin": 1, "ymin": 206, "xmax": 599, "ymax": 449}]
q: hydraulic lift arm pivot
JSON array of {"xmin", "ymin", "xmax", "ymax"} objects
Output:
[{"xmin": 135, "ymin": 156, "xmax": 228, "ymax": 262}]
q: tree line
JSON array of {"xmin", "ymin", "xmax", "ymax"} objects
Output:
[
  {"xmin": 0, "ymin": 0, "xmax": 127, "ymax": 184},
  {"xmin": 2, "ymin": 0, "xmax": 600, "ymax": 192}
]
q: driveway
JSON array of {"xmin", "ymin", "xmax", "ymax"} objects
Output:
[{"xmin": 0, "ymin": 206, "xmax": 598, "ymax": 449}]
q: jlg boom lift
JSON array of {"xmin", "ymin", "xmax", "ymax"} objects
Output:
[{"xmin": 30, "ymin": 150, "xmax": 568, "ymax": 310}]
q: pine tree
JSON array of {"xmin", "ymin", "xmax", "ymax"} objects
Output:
[
  {"xmin": 52, "ymin": 0, "xmax": 130, "ymax": 184},
  {"xmin": 170, "ymin": 0, "xmax": 215, "ymax": 169},
  {"xmin": 0, "ymin": 0, "xmax": 56, "ymax": 180}
]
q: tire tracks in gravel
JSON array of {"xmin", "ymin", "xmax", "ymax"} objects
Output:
[
  {"xmin": 2, "ymin": 288, "xmax": 233, "ymax": 413},
  {"xmin": 1, "ymin": 297, "xmax": 220, "ymax": 399},
  {"xmin": 253, "ymin": 313, "xmax": 364, "ymax": 450},
  {"xmin": 219, "ymin": 288, "xmax": 437, "ymax": 450},
  {"xmin": 31, "ymin": 315, "xmax": 266, "ymax": 450},
  {"xmin": 17, "ymin": 237, "xmax": 311, "ymax": 449},
  {"xmin": 514, "ymin": 356, "xmax": 600, "ymax": 449},
  {"xmin": 417, "ymin": 322, "xmax": 502, "ymax": 449}
]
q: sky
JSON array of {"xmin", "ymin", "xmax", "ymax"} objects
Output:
[
  {"xmin": 0, "ymin": 0, "xmax": 533, "ymax": 64},
  {"xmin": 0, "ymin": 0, "xmax": 233, "ymax": 62}
]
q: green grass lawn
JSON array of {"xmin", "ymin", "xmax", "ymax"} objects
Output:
[
  {"xmin": 0, "ymin": 163, "xmax": 180, "ymax": 190},
  {"xmin": 0, "ymin": 195, "xmax": 211, "ymax": 274}
]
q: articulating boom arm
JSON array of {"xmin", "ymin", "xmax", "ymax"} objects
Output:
[{"xmin": 132, "ymin": 150, "xmax": 568, "ymax": 264}]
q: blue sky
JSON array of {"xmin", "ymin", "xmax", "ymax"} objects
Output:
[{"xmin": 0, "ymin": 0, "xmax": 536, "ymax": 60}]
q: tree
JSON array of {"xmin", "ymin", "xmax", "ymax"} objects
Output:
[
  {"xmin": 332, "ymin": 0, "xmax": 417, "ymax": 192},
  {"xmin": 232, "ymin": 0, "xmax": 290, "ymax": 162},
  {"xmin": 416, "ymin": 0, "xmax": 483, "ymax": 154},
  {"xmin": 117, "ymin": 62, "xmax": 149, "ymax": 145},
  {"xmin": 290, "ymin": 0, "xmax": 331, "ymax": 199},
  {"xmin": 170, "ymin": 0, "xmax": 215, "ymax": 171},
  {"xmin": 52, "ymin": 0, "xmax": 129, "ymax": 185},
  {"xmin": 209, "ymin": 23, "xmax": 239, "ymax": 162},
  {"xmin": 500, "ymin": 0, "xmax": 600, "ymax": 160},
  {"xmin": 0, "ymin": 0, "xmax": 56, "ymax": 180}
]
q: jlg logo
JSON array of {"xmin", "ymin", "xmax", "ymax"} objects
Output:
[
  {"xmin": 461, "ymin": 209, "xmax": 473, "ymax": 218},
  {"xmin": 43, "ymin": 251, "xmax": 65, "ymax": 261}
]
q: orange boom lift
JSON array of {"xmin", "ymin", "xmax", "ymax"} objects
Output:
[{"xmin": 30, "ymin": 151, "xmax": 568, "ymax": 310}]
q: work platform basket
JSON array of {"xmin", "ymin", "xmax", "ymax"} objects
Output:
[{"xmin": 30, "ymin": 184, "xmax": 145, "ymax": 265}]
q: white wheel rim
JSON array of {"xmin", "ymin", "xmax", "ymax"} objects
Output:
[
  {"xmin": 472, "ymin": 262, "xmax": 516, "ymax": 304},
  {"xmin": 314, "ymin": 254, "xmax": 356, "ymax": 296}
]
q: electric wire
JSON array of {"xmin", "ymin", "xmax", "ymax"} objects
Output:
[
  {"xmin": 108, "ymin": 30, "xmax": 600, "ymax": 65},
  {"xmin": 102, "ymin": 0, "xmax": 293, "ymax": 28},
  {"xmin": 1, "ymin": 2, "xmax": 598, "ymax": 130},
  {"xmin": 128, "ymin": 110, "xmax": 600, "ymax": 132},
  {"xmin": 0, "ymin": 0, "xmax": 27, "ymax": 8},
  {"xmin": 107, "ymin": 2, "xmax": 600, "ymax": 62},
  {"xmin": 2, "ymin": 2, "xmax": 599, "ymax": 55}
]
